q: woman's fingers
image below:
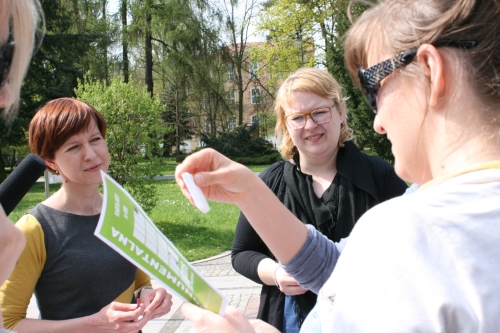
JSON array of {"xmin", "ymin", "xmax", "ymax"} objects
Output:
[
  {"xmin": 175, "ymin": 148, "xmax": 259, "ymax": 206},
  {"xmin": 106, "ymin": 302, "xmax": 146, "ymax": 322}
]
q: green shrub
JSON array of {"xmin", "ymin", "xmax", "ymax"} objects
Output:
[
  {"xmin": 75, "ymin": 75, "xmax": 171, "ymax": 212},
  {"xmin": 201, "ymin": 122, "xmax": 279, "ymax": 163}
]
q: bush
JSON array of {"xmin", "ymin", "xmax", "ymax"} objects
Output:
[
  {"xmin": 232, "ymin": 153, "xmax": 281, "ymax": 165},
  {"xmin": 201, "ymin": 122, "xmax": 280, "ymax": 163},
  {"xmin": 75, "ymin": 75, "xmax": 171, "ymax": 212}
]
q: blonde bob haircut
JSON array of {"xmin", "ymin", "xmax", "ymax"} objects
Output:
[
  {"xmin": 275, "ymin": 67, "xmax": 354, "ymax": 160},
  {"xmin": 3, "ymin": 0, "xmax": 43, "ymax": 118}
]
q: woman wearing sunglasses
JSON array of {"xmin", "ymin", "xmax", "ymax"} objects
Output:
[
  {"xmin": 175, "ymin": 0, "xmax": 500, "ymax": 332},
  {"xmin": 231, "ymin": 67, "xmax": 406, "ymax": 332},
  {"xmin": 0, "ymin": 0, "xmax": 42, "ymax": 331}
]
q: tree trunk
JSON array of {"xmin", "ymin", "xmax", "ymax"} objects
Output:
[
  {"xmin": 175, "ymin": 88, "xmax": 181, "ymax": 162},
  {"xmin": 102, "ymin": 0, "xmax": 109, "ymax": 85},
  {"xmin": 121, "ymin": 0, "xmax": 129, "ymax": 83},
  {"xmin": 145, "ymin": 1, "xmax": 153, "ymax": 97}
]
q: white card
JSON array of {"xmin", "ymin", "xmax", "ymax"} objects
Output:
[{"xmin": 181, "ymin": 173, "xmax": 211, "ymax": 213}]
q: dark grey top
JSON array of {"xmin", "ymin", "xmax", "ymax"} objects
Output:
[{"xmin": 30, "ymin": 204, "xmax": 138, "ymax": 320}]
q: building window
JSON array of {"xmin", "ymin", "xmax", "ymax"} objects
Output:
[
  {"xmin": 251, "ymin": 114, "xmax": 260, "ymax": 123},
  {"xmin": 228, "ymin": 116, "xmax": 237, "ymax": 131},
  {"xmin": 227, "ymin": 66, "xmax": 235, "ymax": 81},
  {"xmin": 249, "ymin": 62, "xmax": 259, "ymax": 79},
  {"xmin": 250, "ymin": 87, "xmax": 261, "ymax": 104},
  {"xmin": 226, "ymin": 90, "xmax": 236, "ymax": 104}
]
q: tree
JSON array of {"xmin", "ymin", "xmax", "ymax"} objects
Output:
[
  {"xmin": 0, "ymin": 0, "xmax": 100, "ymax": 182},
  {"xmin": 75, "ymin": 76, "xmax": 170, "ymax": 212},
  {"xmin": 218, "ymin": 0, "xmax": 261, "ymax": 126},
  {"xmin": 161, "ymin": 85, "xmax": 194, "ymax": 161},
  {"xmin": 252, "ymin": 0, "xmax": 394, "ymax": 162}
]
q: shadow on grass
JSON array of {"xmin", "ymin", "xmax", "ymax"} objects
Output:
[{"xmin": 155, "ymin": 221, "xmax": 235, "ymax": 262}]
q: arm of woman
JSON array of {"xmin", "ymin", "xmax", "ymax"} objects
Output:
[
  {"xmin": 1, "ymin": 214, "xmax": 44, "ymax": 330},
  {"xmin": 6, "ymin": 217, "xmax": 153, "ymax": 333},
  {"xmin": 175, "ymin": 149, "xmax": 308, "ymax": 266},
  {"xmin": 232, "ymin": 211, "xmax": 275, "ymax": 284}
]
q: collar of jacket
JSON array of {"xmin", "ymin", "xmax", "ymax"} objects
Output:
[{"xmin": 292, "ymin": 140, "xmax": 379, "ymax": 200}]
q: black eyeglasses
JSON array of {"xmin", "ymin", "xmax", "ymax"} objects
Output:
[
  {"xmin": 0, "ymin": 41, "xmax": 15, "ymax": 90},
  {"xmin": 358, "ymin": 40, "xmax": 477, "ymax": 114}
]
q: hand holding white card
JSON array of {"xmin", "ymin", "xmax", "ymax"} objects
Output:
[{"xmin": 182, "ymin": 173, "xmax": 211, "ymax": 213}]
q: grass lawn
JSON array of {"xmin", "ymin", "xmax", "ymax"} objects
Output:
[
  {"xmin": 8, "ymin": 179, "xmax": 240, "ymax": 262},
  {"xmin": 8, "ymin": 182, "xmax": 61, "ymax": 222},
  {"xmin": 150, "ymin": 180, "xmax": 239, "ymax": 261}
]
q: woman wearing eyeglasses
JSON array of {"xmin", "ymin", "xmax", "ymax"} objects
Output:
[
  {"xmin": 175, "ymin": 0, "xmax": 500, "ymax": 332},
  {"xmin": 0, "ymin": 0, "xmax": 42, "ymax": 331},
  {"xmin": 231, "ymin": 67, "xmax": 407, "ymax": 332}
]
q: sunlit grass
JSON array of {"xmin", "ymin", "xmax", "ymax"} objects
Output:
[
  {"xmin": 8, "ymin": 182, "xmax": 61, "ymax": 222},
  {"xmin": 151, "ymin": 180, "xmax": 240, "ymax": 261}
]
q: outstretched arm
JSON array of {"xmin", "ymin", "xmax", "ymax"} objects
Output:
[{"xmin": 175, "ymin": 148, "xmax": 308, "ymax": 265}]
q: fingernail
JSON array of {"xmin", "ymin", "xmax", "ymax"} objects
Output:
[{"xmin": 194, "ymin": 173, "xmax": 204, "ymax": 185}]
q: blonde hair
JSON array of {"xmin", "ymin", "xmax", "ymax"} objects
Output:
[
  {"xmin": 344, "ymin": 0, "xmax": 500, "ymax": 133},
  {"xmin": 275, "ymin": 68, "xmax": 354, "ymax": 159},
  {"xmin": 3, "ymin": 0, "xmax": 43, "ymax": 119}
]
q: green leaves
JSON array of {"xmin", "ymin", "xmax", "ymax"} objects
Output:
[{"xmin": 75, "ymin": 75, "xmax": 171, "ymax": 212}]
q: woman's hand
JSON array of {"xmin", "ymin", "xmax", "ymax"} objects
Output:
[
  {"xmin": 88, "ymin": 301, "xmax": 148, "ymax": 333},
  {"xmin": 275, "ymin": 266, "xmax": 308, "ymax": 296},
  {"xmin": 174, "ymin": 148, "xmax": 259, "ymax": 207},
  {"xmin": 181, "ymin": 303, "xmax": 280, "ymax": 333},
  {"xmin": 138, "ymin": 287, "xmax": 173, "ymax": 319}
]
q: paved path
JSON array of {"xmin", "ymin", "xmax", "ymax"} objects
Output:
[{"xmin": 27, "ymin": 251, "xmax": 261, "ymax": 332}]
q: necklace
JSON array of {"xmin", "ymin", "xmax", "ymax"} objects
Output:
[{"xmin": 58, "ymin": 193, "xmax": 102, "ymax": 215}]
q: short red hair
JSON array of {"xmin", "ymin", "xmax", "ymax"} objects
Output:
[{"xmin": 29, "ymin": 98, "xmax": 106, "ymax": 173}]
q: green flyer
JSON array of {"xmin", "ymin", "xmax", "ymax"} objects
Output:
[{"xmin": 94, "ymin": 171, "xmax": 228, "ymax": 315}]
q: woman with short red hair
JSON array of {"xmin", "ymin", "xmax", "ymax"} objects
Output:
[{"xmin": 1, "ymin": 98, "xmax": 172, "ymax": 333}]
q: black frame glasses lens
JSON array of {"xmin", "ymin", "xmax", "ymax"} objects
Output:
[
  {"xmin": 0, "ymin": 42, "xmax": 15, "ymax": 88},
  {"xmin": 358, "ymin": 68, "xmax": 378, "ymax": 114}
]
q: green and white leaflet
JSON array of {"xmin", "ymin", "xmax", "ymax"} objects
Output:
[{"xmin": 95, "ymin": 171, "xmax": 227, "ymax": 314}]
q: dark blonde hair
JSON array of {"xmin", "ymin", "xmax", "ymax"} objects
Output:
[
  {"xmin": 345, "ymin": 0, "xmax": 500, "ymax": 132},
  {"xmin": 29, "ymin": 98, "xmax": 107, "ymax": 173},
  {"xmin": 4, "ymin": 0, "xmax": 43, "ymax": 117},
  {"xmin": 275, "ymin": 68, "xmax": 354, "ymax": 159}
]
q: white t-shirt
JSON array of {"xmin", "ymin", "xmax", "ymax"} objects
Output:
[{"xmin": 302, "ymin": 167, "xmax": 500, "ymax": 332}]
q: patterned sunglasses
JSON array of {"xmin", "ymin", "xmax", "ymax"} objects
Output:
[{"xmin": 358, "ymin": 40, "xmax": 477, "ymax": 114}]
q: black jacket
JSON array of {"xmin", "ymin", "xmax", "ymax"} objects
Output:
[{"xmin": 231, "ymin": 141, "xmax": 408, "ymax": 330}]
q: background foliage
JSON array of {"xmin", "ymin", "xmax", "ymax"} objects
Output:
[
  {"xmin": 3, "ymin": 0, "xmax": 394, "ymax": 182},
  {"xmin": 202, "ymin": 122, "xmax": 281, "ymax": 165},
  {"xmin": 75, "ymin": 76, "xmax": 170, "ymax": 212}
]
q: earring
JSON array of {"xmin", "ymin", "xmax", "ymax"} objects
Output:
[{"xmin": 55, "ymin": 170, "xmax": 59, "ymax": 174}]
